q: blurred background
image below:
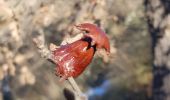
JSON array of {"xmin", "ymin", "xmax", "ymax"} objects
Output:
[{"xmin": 1, "ymin": 0, "xmax": 169, "ymax": 100}]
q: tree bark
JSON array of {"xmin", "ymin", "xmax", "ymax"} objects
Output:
[{"xmin": 144, "ymin": 0, "xmax": 170, "ymax": 100}]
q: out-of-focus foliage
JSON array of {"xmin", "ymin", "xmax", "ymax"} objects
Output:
[{"xmin": 0, "ymin": 0, "xmax": 151, "ymax": 100}]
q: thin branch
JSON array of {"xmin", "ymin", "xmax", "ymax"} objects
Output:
[
  {"xmin": 32, "ymin": 33, "xmax": 86, "ymax": 99},
  {"xmin": 32, "ymin": 34, "xmax": 50, "ymax": 59},
  {"xmin": 68, "ymin": 77, "xmax": 82, "ymax": 94}
]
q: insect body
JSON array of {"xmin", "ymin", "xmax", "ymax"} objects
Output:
[
  {"xmin": 53, "ymin": 38, "xmax": 95, "ymax": 81},
  {"xmin": 53, "ymin": 23, "xmax": 110, "ymax": 81},
  {"xmin": 75, "ymin": 23, "xmax": 110, "ymax": 53}
]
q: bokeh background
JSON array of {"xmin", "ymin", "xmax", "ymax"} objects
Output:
[{"xmin": 0, "ymin": 0, "xmax": 156, "ymax": 100}]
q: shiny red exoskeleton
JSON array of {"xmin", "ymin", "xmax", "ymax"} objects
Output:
[
  {"xmin": 75, "ymin": 23, "xmax": 110, "ymax": 53},
  {"xmin": 53, "ymin": 23, "xmax": 110, "ymax": 81},
  {"xmin": 53, "ymin": 38, "xmax": 95, "ymax": 81}
]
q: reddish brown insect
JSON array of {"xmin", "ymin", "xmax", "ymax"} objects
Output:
[
  {"xmin": 52, "ymin": 38, "xmax": 95, "ymax": 81},
  {"xmin": 52, "ymin": 23, "xmax": 110, "ymax": 81},
  {"xmin": 75, "ymin": 23, "xmax": 110, "ymax": 53}
]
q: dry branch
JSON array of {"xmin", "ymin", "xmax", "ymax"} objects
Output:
[{"xmin": 32, "ymin": 33, "xmax": 87, "ymax": 100}]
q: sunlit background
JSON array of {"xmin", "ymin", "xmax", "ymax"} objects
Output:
[{"xmin": 0, "ymin": 0, "xmax": 154, "ymax": 100}]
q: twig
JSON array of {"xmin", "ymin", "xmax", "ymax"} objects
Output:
[
  {"xmin": 68, "ymin": 77, "xmax": 82, "ymax": 94},
  {"xmin": 32, "ymin": 33, "xmax": 50, "ymax": 59},
  {"xmin": 32, "ymin": 33, "xmax": 85, "ymax": 99}
]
